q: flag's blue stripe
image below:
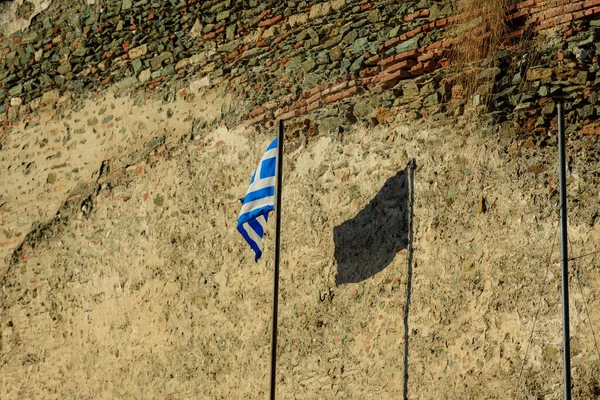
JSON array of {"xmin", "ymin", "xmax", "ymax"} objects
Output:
[
  {"xmin": 238, "ymin": 205, "xmax": 274, "ymax": 226},
  {"xmin": 237, "ymin": 136, "xmax": 278, "ymax": 261},
  {"xmin": 267, "ymin": 138, "xmax": 278, "ymax": 151},
  {"xmin": 248, "ymin": 218, "xmax": 265, "ymax": 238},
  {"xmin": 237, "ymin": 224, "xmax": 262, "ymax": 261},
  {"xmin": 242, "ymin": 186, "xmax": 274, "ymax": 204},
  {"xmin": 260, "ymin": 157, "xmax": 277, "ymax": 179}
]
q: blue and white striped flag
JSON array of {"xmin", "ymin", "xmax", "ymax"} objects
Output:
[{"xmin": 237, "ymin": 137, "xmax": 278, "ymax": 261}]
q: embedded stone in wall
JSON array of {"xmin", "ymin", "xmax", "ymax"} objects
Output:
[{"xmin": 128, "ymin": 44, "xmax": 148, "ymax": 60}]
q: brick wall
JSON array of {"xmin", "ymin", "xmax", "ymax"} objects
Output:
[{"xmin": 0, "ymin": 0, "xmax": 599, "ymax": 139}]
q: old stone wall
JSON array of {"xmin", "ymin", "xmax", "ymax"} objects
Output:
[
  {"xmin": 1, "ymin": 0, "xmax": 600, "ymax": 133},
  {"xmin": 1, "ymin": 1, "xmax": 600, "ymax": 399}
]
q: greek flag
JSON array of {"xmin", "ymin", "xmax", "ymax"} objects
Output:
[{"xmin": 237, "ymin": 137, "xmax": 278, "ymax": 261}]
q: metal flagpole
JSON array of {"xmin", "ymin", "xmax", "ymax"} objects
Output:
[
  {"xmin": 557, "ymin": 101, "xmax": 571, "ymax": 400},
  {"xmin": 270, "ymin": 119, "xmax": 284, "ymax": 400}
]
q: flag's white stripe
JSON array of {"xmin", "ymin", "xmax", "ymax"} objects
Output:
[
  {"xmin": 244, "ymin": 222, "xmax": 263, "ymax": 247},
  {"xmin": 255, "ymin": 214, "xmax": 267, "ymax": 228},
  {"xmin": 246, "ymin": 175, "xmax": 276, "ymax": 193},
  {"xmin": 237, "ymin": 137, "xmax": 278, "ymax": 261},
  {"xmin": 253, "ymin": 159, "xmax": 262, "ymax": 183},
  {"xmin": 261, "ymin": 148, "xmax": 278, "ymax": 160},
  {"xmin": 240, "ymin": 195, "xmax": 275, "ymax": 215}
]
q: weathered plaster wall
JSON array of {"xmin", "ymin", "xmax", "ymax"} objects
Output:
[{"xmin": 1, "ymin": 1, "xmax": 600, "ymax": 399}]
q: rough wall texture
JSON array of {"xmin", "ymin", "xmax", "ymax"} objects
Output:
[
  {"xmin": 0, "ymin": 0, "xmax": 54, "ymax": 36},
  {"xmin": 1, "ymin": 0, "xmax": 600, "ymax": 399},
  {"xmin": 1, "ymin": 0, "xmax": 600, "ymax": 131},
  {"xmin": 2, "ymin": 100, "xmax": 599, "ymax": 398}
]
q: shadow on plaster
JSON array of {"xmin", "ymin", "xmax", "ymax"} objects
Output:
[{"xmin": 333, "ymin": 163, "xmax": 412, "ymax": 285}]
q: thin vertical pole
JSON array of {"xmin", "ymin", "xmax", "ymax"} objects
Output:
[
  {"xmin": 270, "ymin": 120, "xmax": 284, "ymax": 400},
  {"xmin": 403, "ymin": 159, "xmax": 416, "ymax": 400},
  {"xmin": 557, "ymin": 101, "xmax": 571, "ymax": 400}
]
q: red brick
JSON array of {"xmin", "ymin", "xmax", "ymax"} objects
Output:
[
  {"xmin": 441, "ymin": 39, "xmax": 454, "ymax": 48},
  {"xmin": 422, "ymin": 22, "xmax": 435, "ymax": 32},
  {"xmin": 273, "ymin": 32, "xmax": 291, "ymax": 45},
  {"xmin": 559, "ymin": 13, "xmax": 573, "ymax": 23},
  {"xmin": 305, "ymin": 92, "xmax": 320, "ymax": 103},
  {"xmin": 380, "ymin": 69, "xmax": 410, "ymax": 83},
  {"xmin": 273, "ymin": 107, "xmax": 287, "ymax": 118},
  {"xmin": 384, "ymin": 59, "xmax": 417, "ymax": 74},
  {"xmin": 362, "ymin": 76, "xmax": 377, "ymax": 85},
  {"xmin": 378, "ymin": 54, "xmax": 396, "ymax": 66},
  {"xmin": 323, "ymin": 86, "xmax": 360, "ymax": 104},
  {"xmin": 535, "ymin": 19, "xmax": 555, "ymax": 31},
  {"xmin": 330, "ymin": 81, "xmax": 348, "ymax": 93},
  {"xmin": 371, "ymin": 83, "xmax": 387, "ymax": 93},
  {"xmin": 396, "ymin": 49, "xmax": 420, "ymax": 62},
  {"xmin": 504, "ymin": 28, "xmax": 525, "ymax": 40},
  {"xmin": 382, "ymin": 37, "xmax": 401, "ymax": 50},
  {"xmin": 517, "ymin": 0, "xmax": 534, "ymax": 9},
  {"xmin": 417, "ymin": 52, "xmax": 436, "ymax": 62},
  {"xmin": 246, "ymin": 113, "xmax": 266, "ymax": 125},
  {"xmin": 258, "ymin": 15, "xmax": 283, "ymax": 27},
  {"xmin": 582, "ymin": 6, "xmax": 600, "ymax": 17},
  {"xmin": 279, "ymin": 110, "xmax": 298, "ymax": 120},
  {"xmin": 360, "ymin": 67, "xmax": 379, "ymax": 77},
  {"xmin": 306, "ymin": 86, "xmax": 322, "ymax": 97},
  {"xmin": 264, "ymin": 101, "xmax": 278, "ymax": 110},
  {"xmin": 584, "ymin": 0, "xmax": 600, "ymax": 7},
  {"xmin": 361, "ymin": 3, "xmax": 374, "ymax": 11},
  {"xmin": 422, "ymin": 60, "xmax": 437, "ymax": 71},
  {"xmin": 250, "ymin": 106, "xmax": 265, "ymax": 117},
  {"xmin": 435, "ymin": 18, "xmax": 448, "ymax": 27},
  {"xmin": 295, "ymin": 40, "xmax": 304, "ymax": 49},
  {"xmin": 67, "ymin": 193, "xmax": 82, "ymax": 202},
  {"xmin": 366, "ymin": 54, "xmax": 380, "ymax": 65},
  {"xmin": 306, "ymin": 101, "xmax": 321, "ymax": 112},
  {"xmin": 258, "ymin": 9, "xmax": 271, "ymax": 19},
  {"xmin": 409, "ymin": 67, "xmax": 424, "ymax": 76}
]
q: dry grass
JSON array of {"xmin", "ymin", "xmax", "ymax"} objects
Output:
[{"xmin": 446, "ymin": 0, "xmax": 510, "ymax": 99}]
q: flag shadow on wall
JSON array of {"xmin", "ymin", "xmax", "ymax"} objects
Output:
[{"xmin": 334, "ymin": 166, "xmax": 411, "ymax": 285}]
